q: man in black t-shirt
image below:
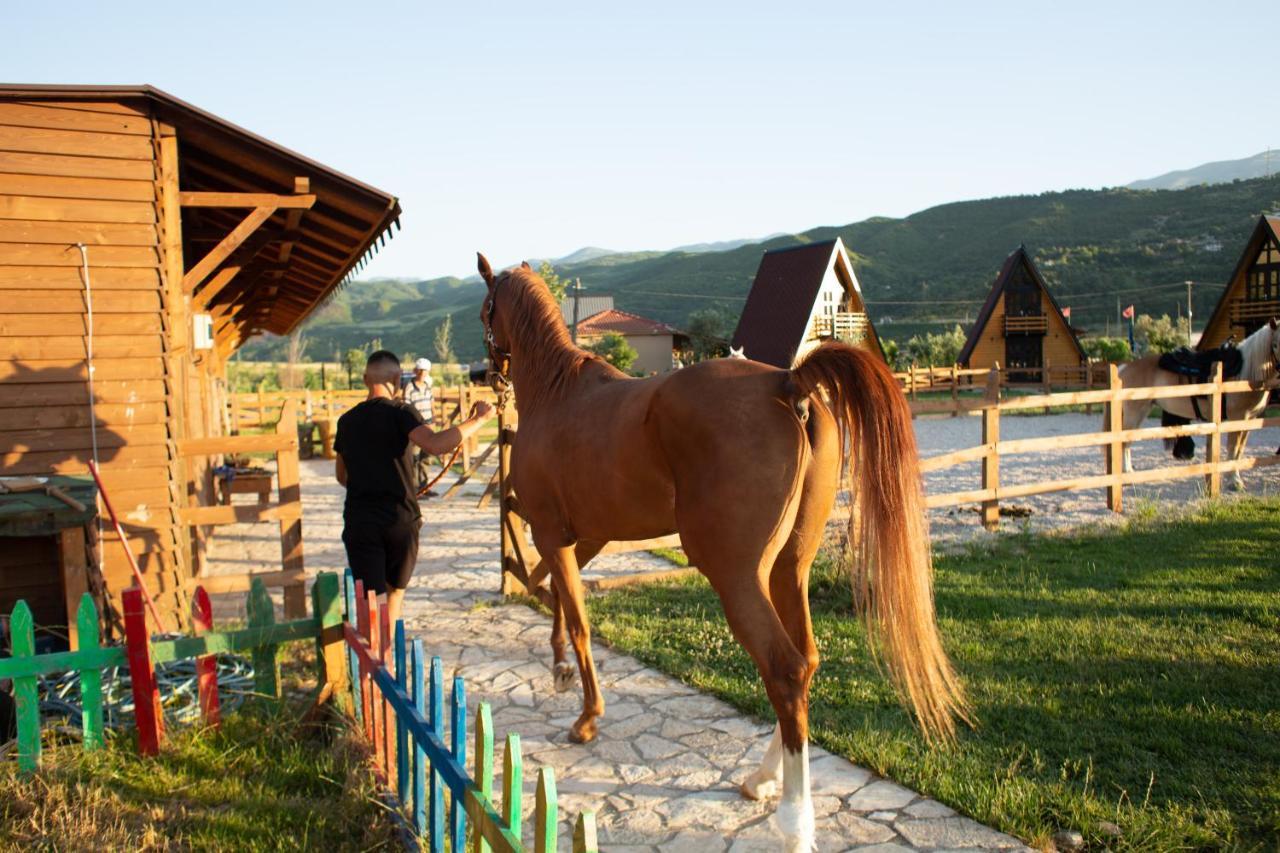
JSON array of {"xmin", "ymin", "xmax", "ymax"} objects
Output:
[{"xmin": 335, "ymin": 350, "xmax": 492, "ymax": 625}]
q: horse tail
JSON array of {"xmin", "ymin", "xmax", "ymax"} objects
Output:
[{"xmin": 791, "ymin": 342, "xmax": 969, "ymax": 742}]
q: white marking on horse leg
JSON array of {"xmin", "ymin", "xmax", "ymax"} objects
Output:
[
  {"xmin": 775, "ymin": 742, "xmax": 814, "ymax": 852},
  {"xmin": 1123, "ymin": 446, "xmax": 1133, "ymax": 474},
  {"xmin": 740, "ymin": 724, "xmax": 784, "ymax": 800}
]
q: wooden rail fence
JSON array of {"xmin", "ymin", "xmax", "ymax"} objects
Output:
[
  {"xmin": 1, "ymin": 570, "xmax": 600, "ymax": 852},
  {"xmin": 918, "ymin": 363, "xmax": 1280, "ymax": 528}
]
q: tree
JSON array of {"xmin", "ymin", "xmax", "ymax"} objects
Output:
[
  {"xmin": 344, "ymin": 347, "xmax": 366, "ymax": 388},
  {"xmin": 586, "ymin": 332, "xmax": 638, "ymax": 373},
  {"xmin": 538, "ymin": 261, "xmax": 568, "ymax": 302},
  {"xmin": 903, "ymin": 325, "xmax": 967, "ymax": 367},
  {"xmin": 1082, "ymin": 336, "xmax": 1131, "ymax": 362},
  {"xmin": 880, "ymin": 338, "xmax": 902, "ymax": 370},
  {"xmin": 1134, "ymin": 314, "xmax": 1189, "ymax": 355},
  {"xmin": 433, "ymin": 314, "xmax": 455, "ymax": 364},
  {"xmin": 685, "ymin": 307, "xmax": 732, "ymax": 361}
]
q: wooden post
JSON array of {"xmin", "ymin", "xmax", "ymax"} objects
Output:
[
  {"xmin": 192, "ymin": 586, "xmax": 221, "ymax": 728},
  {"xmin": 1206, "ymin": 361, "xmax": 1224, "ymax": 497},
  {"xmin": 312, "ymin": 571, "xmax": 350, "ymax": 714},
  {"xmin": 1085, "ymin": 359, "xmax": 1095, "ymax": 415},
  {"xmin": 908, "ymin": 363, "xmax": 917, "ymax": 402},
  {"xmin": 1042, "ymin": 358, "xmax": 1052, "ymax": 415},
  {"xmin": 498, "ymin": 416, "xmax": 523, "ymax": 595},
  {"xmin": 304, "ymin": 389, "xmax": 314, "ymax": 420},
  {"xmin": 950, "ymin": 364, "xmax": 959, "ymax": 417},
  {"xmin": 122, "ymin": 587, "xmax": 164, "ymax": 755},
  {"xmin": 1106, "ymin": 364, "xmax": 1124, "ymax": 513},
  {"xmin": 59, "ymin": 527, "xmax": 89, "ymax": 650},
  {"xmin": 246, "ymin": 578, "xmax": 280, "ymax": 699},
  {"xmin": 275, "ymin": 400, "xmax": 306, "ymax": 618},
  {"xmin": 230, "ymin": 393, "xmax": 242, "ymax": 432},
  {"xmin": 257, "ymin": 387, "xmax": 266, "ymax": 428},
  {"xmin": 981, "ymin": 368, "xmax": 1001, "ymax": 530}
]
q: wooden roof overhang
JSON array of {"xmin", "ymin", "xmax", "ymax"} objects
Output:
[{"xmin": 0, "ymin": 84, "xmax": 400, "ymax": 348}]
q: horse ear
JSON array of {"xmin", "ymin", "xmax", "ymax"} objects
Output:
[
  {"xmin": 1270, "ymin": 316, "xmax": 1277, "ymax": 330},
  {"xmin": 520, "ymin": 260, "xmax": 532, "ymax": 271},
  {"xmin": 477, "ymin": 253, "xmax": 494, "ymax": 288}
]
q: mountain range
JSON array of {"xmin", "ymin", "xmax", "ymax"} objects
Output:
[
  {"xmin": 242, "ymin": 166, "xmax": 1280, "ymax": 364},
  {"xmin": 1127, "ymin": 150, "xmax": 1278, "ymax": 190}
]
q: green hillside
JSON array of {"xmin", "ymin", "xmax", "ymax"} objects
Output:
[{"xmin": 240, "ymin": 175, "xmax": 1280, "ymax": 363}]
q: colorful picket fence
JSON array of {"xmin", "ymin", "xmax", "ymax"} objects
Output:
[
  {"xmin": 0, "ymin": 569, "xmax": 600, "ymax": 852},
  {"xmin": 341, "ymin": 568, "xmax": 598, "ymax": 852}
]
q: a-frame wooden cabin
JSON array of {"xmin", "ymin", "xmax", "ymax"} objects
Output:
[
  {"xmin": 731, "ymin": 237, "xmax": 886, "ymax": 368},
  {"xmin": 0, "ymin": 84, "xmax": 399, "ymax": 631},
  {"xmin": 1198, "ymin": 215, "xmax": 1280, "ymax": 350},
  {"xmin": 958, "ymin": 245, "xmax": 1086, "ymax": 380}
]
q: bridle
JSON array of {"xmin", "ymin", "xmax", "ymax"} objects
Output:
[{"xmin": 481, "ymin": 276, "xmax": 514, "ymax": 402}]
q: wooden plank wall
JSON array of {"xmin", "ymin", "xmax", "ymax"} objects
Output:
[{"xmin": 0, "ymin": 99, "xmax": 189, "ymax": 622}]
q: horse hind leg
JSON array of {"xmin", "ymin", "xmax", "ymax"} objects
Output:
[
  {"xmin": 1228, "ymin": 430, "xmax": 1249, "ymax": 491},
  {"xmin": 533, "ymin": 531, "xmax": 604, "ymax": 742}
]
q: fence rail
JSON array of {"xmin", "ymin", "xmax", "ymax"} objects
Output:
[{"xmin": 917, "ymin": 363, "xmax": 1280, "ymax": 528}]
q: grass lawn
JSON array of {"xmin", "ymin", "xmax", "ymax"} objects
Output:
[
  {"xmin": 590, "ymin": 498, "xmax": 1280, "ymax": 851},
  {"xmin": 0, "ymin": 645, "xmax": 396, "ymax": 850}
]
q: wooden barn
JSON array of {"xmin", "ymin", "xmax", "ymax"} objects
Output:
[
  {"xmin": 1198, "ymin": 215, "xmax": 1280, "ymax": 349},
  {"xmin": 731, "ymin": 237, "xmax": 885, "ymax": 368},
  {"xmin": 957, "ymin": 245, "xmax": 1086, "ymax": 380},
  {"xmin": 0, "ymin": 84, "xmax": 399, "ymax": 633}
]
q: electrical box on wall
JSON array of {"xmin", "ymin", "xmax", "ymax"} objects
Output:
[{"xmin": 193, "ymin": 313, "xmax": 214, "ymax": 350}]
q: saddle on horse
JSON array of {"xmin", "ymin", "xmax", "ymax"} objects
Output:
[{"xmin": 1156, "ymin": 345, "xmax": 1242, "ymax": 456}]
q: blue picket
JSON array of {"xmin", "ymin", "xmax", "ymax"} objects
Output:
[
  {"xmin": 411, "ymin": 640, "xmax": 429, "ymax": 846},
  {"xmin": 429, "ymin": 655, "xmax": 444, "ymax": 853},
  {"xmin": 395, "ymin": 620, "xmax": 409, "ymax": 807},
  {"xmin": 450, "ymin": 675, "xmax": 467, "ymax": 853},
  {"xmin": 342, "ymin": 569, "xmax": 363, "ymax": 725}
]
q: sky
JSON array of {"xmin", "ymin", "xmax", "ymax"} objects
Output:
[{"xmin": 6, "ymin": 1, "xmax": 1274, "ymax": 280}]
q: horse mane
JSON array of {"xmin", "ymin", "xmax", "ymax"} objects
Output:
[
  {"xmin": 498, "ymin": 268, "xmax": 614, "ymax": 410},
  {"xmin": 1237, "ymin": 323, "xmax": 1277, "ymax": 383}
]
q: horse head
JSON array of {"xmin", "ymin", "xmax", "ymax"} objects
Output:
[{"xmin": 476, "ymin": 253, "xmax": 536, "ymax": 365}]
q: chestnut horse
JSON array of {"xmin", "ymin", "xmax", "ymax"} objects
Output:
[
  {"xmin": 1113, "ymin": 320, "xmax": 1280, "ymax": 490},
  {"xmin": 477, "ymin": 256, "xmax": 967, "ymax": 850}
]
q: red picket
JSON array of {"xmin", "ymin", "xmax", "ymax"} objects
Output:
[
  {"xmin": 191, "ymin": 587, "xmax": 221, "ymax": 728},
  {"xmin": 355, "ymin": 580, "xmax": 372, "ymax": 743},
  {"xmin": 367, "ymin": 590, "xmax": 385, "ymax": 779},
  {"xmin": 122, "ymin": 587, "xmax": 164, "ymax": 755}
]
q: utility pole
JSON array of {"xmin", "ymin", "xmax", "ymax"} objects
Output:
[
  {"xmin": 1186, "ymin": 280, "xmax": 1194, "ymax": 346},
  {"xmin": 570, "ymin": 277, "xmax": 584, "ymax": 344}
]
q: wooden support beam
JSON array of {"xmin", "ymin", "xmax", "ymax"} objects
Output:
[
  {"xmin": 180, "ymin": 191, "xmax": 316, "ymax": 209},
  {"xmin": 182, "ymin": 206, "xmax": 276, "ymax": 294},
  {"xmin": 193, "ymin": 228, "xmax": 277, "ymax": 306}
]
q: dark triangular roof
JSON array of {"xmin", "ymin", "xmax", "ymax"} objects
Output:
[
  {"xmin": 733, "ymin": 238, "xmax": 873, "ymax": 368},
  {"xmin": 1197, "ymin": 215, "xmax": 1280, "ymax": 349},
  {"xmin": 957, "ymin": 245, "xmax": 1087, "ymax": 365}
]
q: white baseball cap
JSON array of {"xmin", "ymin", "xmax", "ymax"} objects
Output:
[{"xmin": 414, "ymin": 358, "xmax": 432, "ymax": 370}]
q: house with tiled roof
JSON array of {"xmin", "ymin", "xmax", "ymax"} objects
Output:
[
  {"xmin": 731, "ymin": 237, "xmax": 885, "ymax": 368},
  {"xmin": 576, "ymin": 308, "xmax": 689, "ymax": 374}
]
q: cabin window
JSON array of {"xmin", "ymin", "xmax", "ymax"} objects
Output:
[{"xmin": 1005, "ymin": 264, "xmax": 1040, "ymax": 317}]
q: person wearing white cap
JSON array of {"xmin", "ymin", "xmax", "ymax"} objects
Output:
[{"xmin": 401, "ymin": 357, "xmax": 435, "ymax": 494}]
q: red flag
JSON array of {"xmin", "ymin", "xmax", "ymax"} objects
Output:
[
  {"xmin": 1061, "ymin": 306, "xmax": 1071, "ymax": 320},
  {"xmin": 1122, "ymin": 304, "xmax": 1135, "ymax": 320}
]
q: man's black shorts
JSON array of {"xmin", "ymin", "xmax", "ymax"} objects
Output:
[{"xmin": 342, "ymin": 517, "xmax": 420, "ymax": 595}]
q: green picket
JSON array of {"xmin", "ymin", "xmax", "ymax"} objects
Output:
[
  {"xmin": 75, "ymin": 594, "xmax": 105, "ymax": 750},
  {"xmin": 573, "ymin": 811, "xmax": 599, "ymax": 853},
  {"xmin": 245, "ymin": 578, "xmax": 280, "ymax": 698},
  {"xmin": 503, "ymin": 733, "xmax": 522, "ymax": 841},
  {"xmin": 473, "ymin": 701, "xmax": 493, "ymax": 853},
  {"xmin": 10, "ymin": 601, "xmax": 39, "ymax": 772},
  {"xmin": 534, "ymin": 767, "xmax": 556, "ymax": 853}
]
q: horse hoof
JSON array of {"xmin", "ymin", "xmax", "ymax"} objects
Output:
[
  {"xmin": 569, "ymin": 717, "xmax": 598, "ymax": 743},
  {"xmin": 739, "ymin": 777, "xmax": 778, "ymax": 801},
  {"xmin": 553, "ymin": 663, "xmax": 576, "ymax": 693}
]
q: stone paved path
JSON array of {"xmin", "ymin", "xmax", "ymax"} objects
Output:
[{"xmin": 206, "ymin": 458, "xmax": 1031, "ymax": 852}]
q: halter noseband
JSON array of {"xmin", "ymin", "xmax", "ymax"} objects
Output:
[{"xmin": 481, "ymin": 277, "xmax": 513, "ymax": 397}]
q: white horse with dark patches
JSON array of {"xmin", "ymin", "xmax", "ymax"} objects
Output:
[{"xmin": 1112, "ymin": 319, "xmax": 1280, "ymax": 490}]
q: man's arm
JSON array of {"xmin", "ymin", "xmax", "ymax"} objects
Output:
[
  {"xmin": 408, "ymin": 401, "xmax": 494, "ymax": 456},
  {"xmin": 335, "ymin": 453, "xmax": 348, "ymax": 487}
]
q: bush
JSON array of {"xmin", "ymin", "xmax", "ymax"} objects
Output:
[
  {"xmin": 586, "ymin": 332, "xmax": 638, "ymax": 373},
  {"xmin": 1135, "ymin": 313, "xmax": 1190, "ymax": 354},
  {"xmin": 1082, "ymin": 336, "xmax": 1131, "ymax": 362},
  {"xmin": 903, "ymin": 325, "xmax": 967, "ymax": 367}
]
